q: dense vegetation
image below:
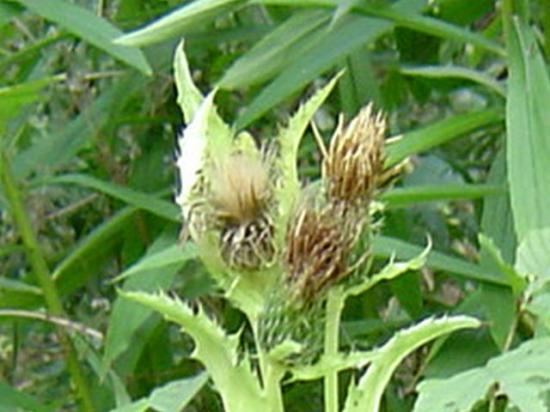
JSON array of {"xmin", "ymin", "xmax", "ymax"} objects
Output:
[{"xmin": 1, "ymin": 0, "xmax": 549, "ymax": 411}]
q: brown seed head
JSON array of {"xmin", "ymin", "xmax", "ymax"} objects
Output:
[
  {"xmin": 284, "ymin": 203, "xmax": 356, "ymax": 303},
  {"xmin": 322, "ymin": 103, "xmax": 386, "ymax": 206}
]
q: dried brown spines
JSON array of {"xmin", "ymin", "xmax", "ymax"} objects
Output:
[
  {"xmin": 283, "ymin": 104, "xmax": 390, "ymax": 305},
  {"xmin": 219, "ymin": 215, "xmax": 275, "ymax": 270},
  {"xmin": 322, "ymin": 103, "xmax": 386, "ymax": 207},
  {"xmin": 284, "ymin": 203, "xmax": 360, "ymax": 304}
]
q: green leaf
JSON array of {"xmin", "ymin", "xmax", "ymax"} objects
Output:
[
  {"xmin": 381, "ymin": 184, "xmax": 504, "ymax": 208},
  {"xmin": 148, "ymin": 373, "xmax": 208, "ymax": 412},
  {"xmin": 111, "ymin": 242, "xmax": 196, "ymax": 283},
  {"xmin": 16, "ymin": 0, "xmax": 150, "ymax": 74},
  {"xmin": 121, "ymin": 291, "xmax": 265, "ymax": 412},
  {"xmin": 35, "ymin": 173, "xmax": 179, "ymax": 222},
  {"xmin": 386, "ymin": 109, "xmax": 503, "ymax": 167},
  {"xmin": 477, "ymin": 283, "xmax": 516, "ymax": 351},
  {"xmin": 480, "ymin": 148, "xmax": 516, "ymax": 264},
  {"xmin": 173, "ymin": 43, "xmax": 232, "ymax": 162},
  {"xmin": 346, "ymin": 241, "xmax": 430, "ymax": 298},
  {"xmin": 506, "ymin": 18, "xmax": 550, "ymax": 242},
  {"xmin": 218, "ymin": 10, "xmax": 331, "ymax": 89},
  {"xmin": 110, "ymin": 373, "xmax": 208, "ymax": 412},
  {"xmin": 235, "ymin": 1, "xmax": 425, "ymax": 129},
  {"xmin": 400, "ymin": 65, "xmax": 506, "ymax": 97},
  {"xmin": 0, "ymin": 75, "xmax": 64, "ymax": 134},
  {"xmin": 478, "ymin": 149, "xmax": 518, "ymax": 351},
  {"xmin": 0, "ymin": 277, "xmax": 42, "ymax": 295},
  {"xmin": 0, "ymin": 381, "xmax": 53, "ymax": 412},
  {"xmin": 253, "ymin": 0, "xmax": 505, "ymax": 56},
  {"xmin": 373, "ymin": 236, "xmax": 507, "ymax": 286},
  {"xmin": 479, "ymin": 234, "xmax": 526, "ymax": 296},
  {"xmin": 290, "ymin": 351, "xmax": 377, "ymax": 382},
  {"xmin": 274, "ymin": 74, "xmax": 341, "ymax": 244},
  {"xmin": 516, "ymin": 228, "xmax": 550, "ymax": 281},
  {"xmin": 0, "ymin": 2, "xmax": 22, "ymax": 27},
  {"xmin": 115, "ymin": 0, "xmax": 242, "ymax": 47},
  {"xmin": 14, "ymin": 76, "xmax": 143, "ymax": 178},
  {"xmin": 173, "ymin": 40, "xmax": 204, "ymax": 123},
  {"xmin": 414, "ymin": 337, "xmax": 550, "ymax": 412},
  {"xmin": 52, "ymin": 207, "xmax": 138, "ymax": 295},
  {"xmin": 343, "ymin": 316, "xmax": 480, "ymax": 412},
  {"xmin": 71, "ymin": 334, "xmax": 131, "ymax": 408},
  {"xmin": 102, "ymin": 232, "xmax": 185, "ymax": 373},
  {"xmin": 110, "ymin": 399, "xmax": 149, "ymax": 412}
]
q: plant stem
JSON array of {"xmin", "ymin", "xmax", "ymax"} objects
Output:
[
  {"xmin": 324, "ymin": 286, "xmax": 345, "ymax": 412},
  {"xmin": 0, "ymin": 152, "xmax": 95, "ymax": 412},
  {"xmin": 265, "ymin": 361, "xmax": 285, "ymax": 412},
  {"xmin": 251, "ymin": 318, "xmax": 284, "ymax": 412}
]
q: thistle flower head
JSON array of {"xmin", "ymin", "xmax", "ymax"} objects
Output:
[
  {"xmin": 209, "ymin": 153, "xmax": 270, "ymax": 226},
  {"xmin": 203, "ymin": 151, "xmax": 276, "ymax": 270},
  {"xmin": 284, "ymin": 202, "xmax": 357, "ymax": 304},
  {"xmin": 322, "ymin": 103, "xmax": 386, "ymax": 206}
]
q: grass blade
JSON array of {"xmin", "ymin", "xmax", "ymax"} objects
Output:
[
  {"xmin": 373, "ymin": 236, "xmax": 507, "ymax": 286},
  {"xmin": 17, "ymin": 0, "xmax": 151, "ymax": 75},
  {"xmin": 400, "ymin": 65, "xmax": 506, "ymax": 97},
  {"xmin": 382, "ymin": 184, "xmax": 505, "ymax": 208},
  {"xmin": 236, "ymin": 0, "xmax": 426, "ymax": 128},
  {"xmin": 386, "ymin": 109, "xmax": 503, "ymax": 166},
  {"xmin": 35, "ymin": 173, "xmax": 179, "ymax": 222},
  {"xmin": 219, "ymin": 10, "xmax": 331, "ymax": 89},
  {"xmin": 115, "ymin": 0, "xmax": 242, "ymax": 47}
]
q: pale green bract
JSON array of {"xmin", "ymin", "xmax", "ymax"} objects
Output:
[{"xmin": 174, "ymin": 93, "xmax": 211, "ymax": 221}]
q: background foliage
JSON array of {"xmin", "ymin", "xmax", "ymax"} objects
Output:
[{"xmin": 0, "ymin": 0, "xmax": 549, "ymax": 411}]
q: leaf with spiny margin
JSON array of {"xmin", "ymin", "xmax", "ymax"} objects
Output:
[
  {"xmin": 173, "ymin": 41, "xmax": 232, "ymax": 159},
  {"xmin": 344, "ymin": 316, "xmax": 481, "ymax": 412},
  {"xmin": 290, "ymin": 351, "xmax": 377, "ymax": 382},
  {"xmin": 413, "ymin": 337, "xmax": 550, "ymax": 412},
  {"xmin": 345, "ymin": 240, "xmax": 430, "ymax": 299},
  {"xmin": 173, "ymin": 40, "xmax": 203, "ymax": 123},
  {"xmin": 274, "ymin": 73, "xmax": 341, "ymax": 245},
  {"xmin": 121, "ymin": 291, "xmax": 265, "ymax": 412}
]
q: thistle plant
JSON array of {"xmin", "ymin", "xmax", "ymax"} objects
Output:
[{"xmin": 122, "ymin": 42, "xmax": 480, "ymax": 412}]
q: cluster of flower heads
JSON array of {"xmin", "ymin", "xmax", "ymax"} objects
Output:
[
  {"xmin": 283, "ymin": 104, "xmax": 387, "ymax": 306},
  {"xmin": 177, "ymin": 102, "xmax": 392, "ymax": 306}
]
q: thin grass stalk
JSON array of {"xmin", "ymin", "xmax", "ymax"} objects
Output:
[{"xmin": 0, "ymin": 152, "xmax": 95, "ymax": 412}]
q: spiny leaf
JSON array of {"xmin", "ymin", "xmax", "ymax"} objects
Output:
[
  {"xmin": 121, "ymin": 291, "xmax": 265, "ymax": 412},
  {"xmin": 344, "ymin": 316, "xmax": 481, "ymax": 412},
  {"xmin": 274, "ymin": 73, "xmax": 341, "ymax": 245}
]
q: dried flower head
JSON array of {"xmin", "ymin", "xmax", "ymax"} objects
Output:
[
  {"xmin": 209, "ymin": 153, "xmax": 270, "ymax": 226},
  {"xmin": 284, "ymin": 203, "xmax": 358, "ymax": 304},
  {"xmin": 208, "ymin": 152, "xmax": 276, "ymax": 270},
  {"xmin": 322, "ymin": 103, "xmax": 386, "ymax": 206}
]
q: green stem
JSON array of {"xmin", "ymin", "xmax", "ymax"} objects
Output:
[
  {"xmin": 251, "ymin": 318, "xmax": 284, "ymax": 412},
  {"xmin": 265, "ymin": 361, "xmax": 285, "ymax": 412},
  {"xmin": 324, "ymin": 286, "xmax": 345, "ymax": 412},
  {"xmin": 0, "ymin": 152, "xmax": 95, "ymax": 412}
]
